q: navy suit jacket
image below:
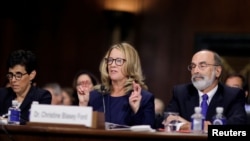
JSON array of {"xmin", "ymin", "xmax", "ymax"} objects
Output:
[
  {"xmin": 166, "ymin": 82, "xmax": 247, "ymax": 124},
  {"xmin": 0, "ymin": 86, "xmax": 52, "ymax": 124},
  {"xmin": 88, "ymin": 89, "xmax": 155, "ymax": 128}
]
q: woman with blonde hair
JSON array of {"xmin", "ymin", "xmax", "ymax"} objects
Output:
[{"xmin": 77, "ymin": 42, "xmax": 155, "ymax": 128}]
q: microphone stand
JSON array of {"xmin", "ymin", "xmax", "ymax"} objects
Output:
[{"xmin": 101, "ymin": 85, "xmax": 106, "ymax": 114}]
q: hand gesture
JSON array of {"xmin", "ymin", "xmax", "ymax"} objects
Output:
[
  {"xmin": 77, "ymin": 80, "xmax": 92, "ymax": 106},
  {"xmin": 129, "ymin": 81, "xmax": 142, "ymax": 113}
]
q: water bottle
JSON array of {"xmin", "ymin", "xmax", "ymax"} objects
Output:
[
  {"xmin": 212, "ymin": 107, "xmax": 226, "ymax": 125},
  {"xmin": 29, "ymin": 101, "xmax": 39, "ymax": 120},
  {"xmin": 191, "ymin": 107, "xmax": 204, "ymax": 133},
  {"xmin": 8, "ymin": 100, "xmax": 21, "ymax": 125}
]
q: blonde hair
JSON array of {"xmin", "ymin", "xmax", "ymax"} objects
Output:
[{"xmin": 96, "ymin": 42, "xmax": 148, "ymax": 94}]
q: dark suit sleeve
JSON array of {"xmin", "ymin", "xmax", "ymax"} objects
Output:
[
  {"xmin": 224, "ymin": 88, "xmax": 247, "ymax": 124},
  {"xmin": 165, "ymin": 84, "xmax": 199, "ymax": 121},
  {"xmin": 165, "ymin": 86, "xmax": 181, "ymax": 113},
  {"xmin": 0, "ymin": 88, "xmax": 9, "ymax": 116},
  {"xmin": 129, "ymin": 90, "xmax": 155, "ymax": 128},
  {"xmin": 36, "ymin": 89, "xmax": 52, "ymax": 104}
]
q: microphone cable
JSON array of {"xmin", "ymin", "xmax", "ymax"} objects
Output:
[{"xmin": 101, "ymin": 85, "xmax": 106, "ymax": 114}]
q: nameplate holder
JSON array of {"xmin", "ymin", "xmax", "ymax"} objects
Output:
[{"xmin": 29, "ymin": 104, "xmax": 104, "ymax": 128}]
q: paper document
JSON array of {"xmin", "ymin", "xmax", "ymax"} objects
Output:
[{"xmin": 105, "ymin": 122, "xmax": 155, "ymax": 132}]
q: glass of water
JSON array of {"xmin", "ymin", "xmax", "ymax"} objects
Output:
[{"xmin": 163, "ymin": 112, "xmax": 179, "ymax": 132}]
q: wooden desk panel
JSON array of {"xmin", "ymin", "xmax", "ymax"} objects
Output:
[{"xmin": 0, "ymin": 124, "xmax": 207, "ymax": 141}]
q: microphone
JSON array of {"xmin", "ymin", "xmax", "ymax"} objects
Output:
[
  {"xmin": 101, "ymin": 85, "xmax": 106, "ymax": 94},
  {"xmin": 100, "ymin": 85, "xmax": 106, "ymax": 113}
]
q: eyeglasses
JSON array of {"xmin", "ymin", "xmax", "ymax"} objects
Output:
[
  {"xmin": 187, "ymin": 62, "xmax": 220, "ymax": 71},
  {"xmin": 77, "ymin": 80, "xmax": 92, "ymax": 87},
  {"xmin": 6, "ymin": 72, "xmax": 28, "ymax": 80},
  {"xmin": 105, "ymin": 58, "xmax": 126, "ymax": 66}
]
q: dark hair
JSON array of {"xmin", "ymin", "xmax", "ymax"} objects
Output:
[
  {"xmin": 224, "ymin": 73, "xmax": 247, "ymax": 90},
  {"xmin": 62, "ymin": 87, "xmax": 75, "ymax": 105},
  {"xmin": 72, "ymin": 70, "xmax": 99, "ymax": 105},
  {"xmin": 224, "ymin": 73, "xmax": 249, "ymax": 103},
  {"xmin": 7, "ymin": 50, "xmax": 37, "ymax": 74},
  {"xmin": 72, "ymin": 70, "xmax": 99, "ymax": 88}
]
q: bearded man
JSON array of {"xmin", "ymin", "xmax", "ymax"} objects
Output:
[{"xmin": 163, "ymin": 50, "xmax": 247, "ymax": 131}]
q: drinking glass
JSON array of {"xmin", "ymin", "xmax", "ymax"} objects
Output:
[{"xmin": 163, "ymin": 112, "xmax": 179, "ymax": 132}]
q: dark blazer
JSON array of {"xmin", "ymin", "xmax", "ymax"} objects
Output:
[
  {"xmin": 88, "ymin": 89, "xmax": 155, "ymax": 128},
  {"xmin": 0, "ymin": 86, "xmax": 52, "ymax": 124},
  {"xmin": 165, "ymin": 82, "xmax": 247, "ymax": 124}
]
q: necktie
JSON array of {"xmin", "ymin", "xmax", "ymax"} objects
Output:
[{"xmin": 201, "ymin": 94, "xmax": 208, "ymax": 118}]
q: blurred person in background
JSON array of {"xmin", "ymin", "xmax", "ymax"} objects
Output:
[
  {"xmin": 224, "ymin": 73, "xmax": 250, "ymax": 124},
  {"xmin": 154, "ymin": 98, "xmax": 165, "ymax": 129},
  {"xmin": 72, "ymin": 70, "xmax": 100, "ymax": 105},
  {"xmin": 155, "ymin": 98, "xmax": 165, "ymax": 116},
  {"xmin": 61, "ymin": 87, "xmax": 74, "ymax": 105},
  {"xmin": 224, "ymin": 73, "xmax": 249, "ymax": 102},
  {"xmin": 43, "ymin": 82, "xmax": 62, "ymax": 105}
]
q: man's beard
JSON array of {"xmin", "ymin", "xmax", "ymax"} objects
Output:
[{"xmin": 191, "ymin": 70, "xmax": 216, "ymax": 91}]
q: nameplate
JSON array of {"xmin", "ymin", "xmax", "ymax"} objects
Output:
[{"xmin": 30, "ymin": 104, "xmax": 93, "ymax": 127}]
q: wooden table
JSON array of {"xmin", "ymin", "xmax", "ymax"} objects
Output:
[{"xmin": 0, "ymin": 124, "xmax": 207, "ymax": 141}]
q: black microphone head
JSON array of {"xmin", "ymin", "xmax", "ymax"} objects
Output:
[
  {"xmin": 100, "ymin": 85, "xmax": 106, "ymax": 94},
  {"xmin": 101, "ymin": 85, "xmax": 104, "ymax": 91}
]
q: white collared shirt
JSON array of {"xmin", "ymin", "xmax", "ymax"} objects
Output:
[{"xmin": 198, "ymin": 85, "xmax": 218, "ymax": 106}]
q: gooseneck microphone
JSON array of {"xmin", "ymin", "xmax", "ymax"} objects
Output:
[{"xmin": 100, "ymin": 85, "xmax": 106, "ymax": 113}]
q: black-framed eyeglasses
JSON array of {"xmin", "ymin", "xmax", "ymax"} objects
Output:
[
  {"xmin": 187, "ymin": 62, "xmax": 220, "ymax": 71},
  {"xmin": 105, "ymin": 58, "xmax": 126, "ymax": 66},
  {"xmin": 6, "ymin": 72, "xmax": 28, "ymax": 80}
]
